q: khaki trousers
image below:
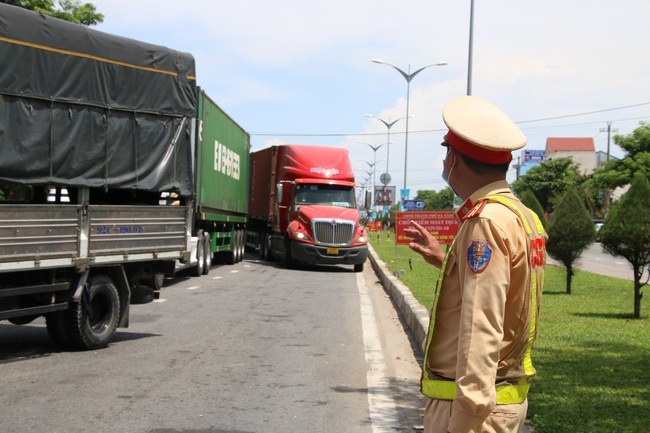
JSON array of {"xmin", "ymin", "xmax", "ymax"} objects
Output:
[{"xmin": 424, "ymin": 398, "xmax": 528, "ymax": 433}]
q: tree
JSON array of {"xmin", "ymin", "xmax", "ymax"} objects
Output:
[
  {"xmin": 592, "ymin": 122, "xmax": 650, "ymax": 201},
  {"xmin": 415, "ymin": 187, "xmax": 453, "ymax": 211},
  {"xmin": 599, "ymin": 172, "xmax": 650, "ymax": 319},
  {"xmin": 2, "ymin": 0, "xmax": 104, "ymax": 25},
  {"xmin": 519, "ymin": 189, "xmax": 547, "ymax": 227},
  {"xmin": 511, "ymin": 157, "xmax": 581, "ymax": 214},
  {"xmin": 546, "ymin": 188, "xmax": 596, "ymax": 294}
]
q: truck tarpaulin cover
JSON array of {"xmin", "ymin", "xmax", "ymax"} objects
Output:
[{"xmin": 0, "ymin": 4, "xmax": 196, "ymax": 196}]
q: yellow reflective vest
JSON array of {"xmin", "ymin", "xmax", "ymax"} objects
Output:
[{"xmin": 421, "ymin": 194, "xmax": 546, "ymax": 405}]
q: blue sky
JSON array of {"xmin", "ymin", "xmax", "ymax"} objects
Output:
[{"xmin": 90, "ymin": 0, "xmax": 650, "ymax": 195}]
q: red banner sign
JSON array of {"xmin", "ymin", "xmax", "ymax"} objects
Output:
[
  {"xmin": 395, "ymin": 211, "xmax": 458, "ymax": 245},
  {"xmin": 367, "ymin": 220, "xmax": 382, "ymax": 232}
]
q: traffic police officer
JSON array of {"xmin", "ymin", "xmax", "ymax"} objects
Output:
[{"xmin": 405, "ymin": 95, "xmax": 547, "ymax": 433}]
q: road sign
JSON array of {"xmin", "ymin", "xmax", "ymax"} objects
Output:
[
  {"xmin": 374, "ymin": 185, "xmax": 396, "ymax": 206},
  {"xmin": 379, "ymin": 173, "xmax": 391, "ymax": 185},
  {"xmin": 395, "ymin": 211, "xmax": 458, "ymax": 244},
  {"xmin": 402, "ymin": 200, "xmax": 425, "ymax": 210},
  {"xmin": 524, "ymin": 149, "xmax": 546, "ymax": 162}
]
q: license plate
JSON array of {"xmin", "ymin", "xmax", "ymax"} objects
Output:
[{"xmin": 326, "ymin": 247, "xmax": 339, "ymax": 255}]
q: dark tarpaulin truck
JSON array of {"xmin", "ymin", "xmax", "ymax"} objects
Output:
[{"xmin": 0, "ymin": 4, "xmax": 249, "ymax": 350}]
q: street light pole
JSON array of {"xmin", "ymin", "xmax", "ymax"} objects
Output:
[
  {"xmin": 357, "ymin": 140, "xmax": 387, "ymax": 202},
  {"xmin": 365, "ymin": 114, "xmax": 409, "ymax": 187},
  {"xmin": 357, "ymin": 158, "xmax": 384, "ymax": 212},
  {"xmin": 372, "ymin": 58, "xmax": 447, "ymax": 200},
  {"xmin": 468, "ymin": 0, "xmax": 475, "ymax": 95}
]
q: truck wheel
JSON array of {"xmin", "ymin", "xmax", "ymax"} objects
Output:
[
  {"xmin": 263, "ymin": 233, "xmax": 273, "ymax": 261},
  {"xmin": 354, "ymin": 262, "xmax": 364, "ymax": 273},
  {"xmin": 285, "ymin": 238, "xmax": 297, "ymax": 269},
  {"xmin": 46, "ymin": 274, "xmax": 121, "ymax": 350},
  {"xmin": 144, "ymin": 273, "xmax": 165, "ymax": 290},
  {"xmin": 203, "ymin": 232, "xmax": 212, "ymax": 275},
  {"xmin": 153, "ymin": 272, "xmax": 165, "ymax": 290},
  {"xmin": 258, "ymin": 232, "xmax": 267, "ymax": 259},
  {"xmin": 192, "ymin": 233, "xmax": 206, "ymax": 276},
  {"xmin": 224, "ymin": 231, "xmax": 236, "ymax": 265},
  {"xmin": 237, "ymin": 230, "xmax": 245, "ymax": 262}
]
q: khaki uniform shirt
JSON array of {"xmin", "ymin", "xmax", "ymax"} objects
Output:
[{"xmin": 424, "ymin": 180, "xmax": 547, "ymax": 433}]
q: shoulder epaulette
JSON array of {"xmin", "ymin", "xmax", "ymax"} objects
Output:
[{"xmin": 462, "ymin": 199, "xmax": 487, "ymax": 221}]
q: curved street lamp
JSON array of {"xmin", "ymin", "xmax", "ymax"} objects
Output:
[
  {"xmin": 357, "ymin": 140, "xmax": 388, "ymax": 199},
  {"xmin": 365, "ymin": 114, "xmax": 410, "ymax": 187},
  {"xmin": 357, "ymin": 158, "xmax": 385, "ymax": 211},
  {"xmin": 372, "ymin": 58, "xmax": 448, "ymax": 200}
]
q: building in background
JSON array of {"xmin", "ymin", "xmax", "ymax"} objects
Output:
[
  {"xmin": 545, "ymin": 137, "xmax": 596, "ymax": 175},
  {"xmin": 541, "ymin": 137, "xmax": 628, "ymax": 202}
]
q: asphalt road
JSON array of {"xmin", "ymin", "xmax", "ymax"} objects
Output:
[
  {"xmin": 0, "ymin": 254, "xmax": 426, "ymax": 433},
  {"xmin": 546, "ymin": 242, "xmax": 636, "ymax": 280}
]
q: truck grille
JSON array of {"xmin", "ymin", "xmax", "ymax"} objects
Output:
[{"xmin": 312, "ymin": 218, "xmax": 355, "ymax": 246}]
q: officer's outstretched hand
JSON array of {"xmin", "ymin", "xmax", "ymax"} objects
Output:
[{"xmin": 404, "ymin": 220, "xmax": 445, "ymax": 268}]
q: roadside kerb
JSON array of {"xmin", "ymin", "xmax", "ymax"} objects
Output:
[{"xmin": 367, "ymin": 244, "xmax": 430, "ymax": 353}]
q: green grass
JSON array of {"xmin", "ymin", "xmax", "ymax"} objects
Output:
[{"xmin": 370, "ymin": 232, "xmax": 650, "ymax": 433}]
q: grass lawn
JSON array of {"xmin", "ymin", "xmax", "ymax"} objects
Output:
[{"xmin": 370, "ymin": 232, "xmax": 650, "ymax": 433}]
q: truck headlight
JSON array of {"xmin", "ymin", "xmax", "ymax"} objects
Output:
[{"xmin": 293, "ymin": 231, "xmax": 309, "ymax": 240}]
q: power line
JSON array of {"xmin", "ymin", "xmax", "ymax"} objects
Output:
[
  {"xmin": 249, "ymin": 102, "xmax": 650, "ymax": 138},
  {"xmin": 515, "ymin": 102, "xmax": 650, "ymax": 124}
]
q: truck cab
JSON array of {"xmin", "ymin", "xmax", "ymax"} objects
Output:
[
  {"xmin": 248, "ymin": 144, "xmax": 369, "ymax": 272},
  {"xmin": 279, "ymin": 180, "xmax": 368, "ymax": 271}
]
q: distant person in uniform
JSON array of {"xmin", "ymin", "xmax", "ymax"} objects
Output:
[{"xmin": 405, "ymin": 95, "xmax": 547, "ymax": 433}]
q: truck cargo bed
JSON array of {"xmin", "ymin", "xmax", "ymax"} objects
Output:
[{"xmin": 0, "ymin": 204, "xmax": 189, "ymax": 272}]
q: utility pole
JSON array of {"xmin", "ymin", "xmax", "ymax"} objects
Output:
[{"xmin": 600, "ymin": 121, "xmax": 618, "ymax": 216}]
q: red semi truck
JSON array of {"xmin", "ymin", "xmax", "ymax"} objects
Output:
[{"xmin": 246, "ymin": 145, "xmax": 369, "ymax": 272}]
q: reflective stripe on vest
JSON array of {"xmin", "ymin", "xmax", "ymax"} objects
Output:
[{"xmin": 420, "ymin": 195, "xmax": 546, "ymax": 405}]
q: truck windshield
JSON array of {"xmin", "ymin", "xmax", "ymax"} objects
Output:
[{"xmin": 295, "ymin": 184, "xmax": 356, "ymax": 208}]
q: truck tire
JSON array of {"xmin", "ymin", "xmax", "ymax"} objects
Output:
[
  {"xmin": 224, "ymin": 231, "xmax": 237, "ymax": 265},
  {"xmin": 258, "ymin": 233, "xmax": 266, "ymax": 259},
  {"xmin": 354, "ymin": 262, "xmax": 364, "ymax": 273},
  {"xmin": 237, "ymin": 229, "xmax": 245, "ymax": 262},
  {"xmin": 153, "ymin": 272, "xmax": 165, "ymax": 290},
  {"xmin": 144, "ymin": 273, "xmax": 165, "ymax": 291},
  {"xmin": 192, "ymin": 233, "xmax": 206, "ymax": 276},
  {"xmin": 264, "ymin": 233, "xmax": 273, "ymax": 261},
  {"xmin": 203, "ymin": 232, "xmax": 212, "ymax": 275},
  {"xmin": 46, "ymin": 274, "xmax": 121, "ymax": 350},
  {"xmin": 285, "ymin": 237, "xmax": 297, "ymax": 269}
]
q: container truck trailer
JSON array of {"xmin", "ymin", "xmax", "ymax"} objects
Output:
[
  {"xmin": 190, "ymin": 89, "xmax": 249, "ymax": 276},
  {"xmin": 0, "ymin": 4, "xmax": 248, "ymax": 350},
  {"xmin": 246, "ymin": 145, "xmax": 369, "ymax": 272}
]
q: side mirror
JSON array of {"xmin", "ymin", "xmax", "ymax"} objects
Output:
[{"xmin": 276, "ymin": 183, "xmax": 283, "ymax": 204}]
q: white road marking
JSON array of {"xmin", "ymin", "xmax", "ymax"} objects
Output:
[
  {"xmin": 186, "ymin": 286, "xmax": 200, "ymax": 291},
  {"xmin": 153, "ymin": 299, "xmax": 167, "ymax": 303},
  {"xmin": 212, "ymin": 276, "xmax": 223, "ymax": 280},
  {"xmin": 357, "ymin": 272, "xmax": 401, "ymax": 433},
  {"xmin": 230, "ymin": 270, "xmax": 239, "ymax": 274}
]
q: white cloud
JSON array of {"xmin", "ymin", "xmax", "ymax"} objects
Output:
[{"xmin": 89, "ymin": 0, "xmax": 650, "ymax": 192}]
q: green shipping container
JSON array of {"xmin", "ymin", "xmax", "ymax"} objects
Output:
[{"xmin": 195, "ymin": 89, "xmax": 250, "ymax": 221}]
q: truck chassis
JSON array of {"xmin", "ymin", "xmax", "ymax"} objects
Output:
[{"xmin": 0, "ymin": 198, "xmax": 190, "ymax": 350}]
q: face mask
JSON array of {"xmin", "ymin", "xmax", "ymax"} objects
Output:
[
  {"xmin": 442, "ymin": 151, "xmax": 455, "ymax": 185},
  {"xmin": 442, "ymin": 150, "xmax": 460, "ymax": 198}
]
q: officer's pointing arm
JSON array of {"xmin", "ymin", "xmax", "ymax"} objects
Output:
[{"xmin": 404, "ymin": 220, "xmax": 445, "ymax": 268}]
